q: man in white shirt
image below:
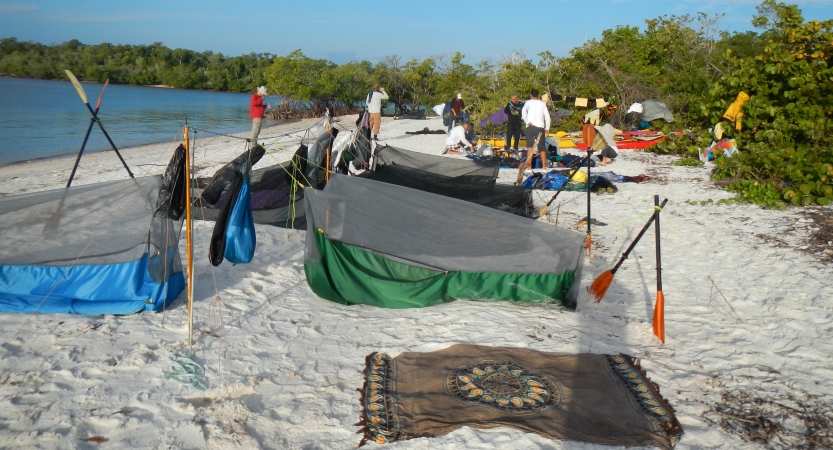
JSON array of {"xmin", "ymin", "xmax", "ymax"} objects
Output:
[
  {"xmin": 521, "ymin": 89, "xmax": 551, "ymax": 170},
  {"xmin": 366, "ymin": 84, "xmax": 389, "ymax": 140},
  {"xmin": 444, "ymin": 122, "xmax": 474, "ymax": 154}
]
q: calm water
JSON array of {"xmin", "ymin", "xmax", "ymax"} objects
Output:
[{"xmin": 0, "ymin": 77, "xmax": 283, "ymax": 166}]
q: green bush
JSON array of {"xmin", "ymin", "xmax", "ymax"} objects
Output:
[{"xmin": 702, "ymin": 1, "xmax": 833, "ymax": 207}]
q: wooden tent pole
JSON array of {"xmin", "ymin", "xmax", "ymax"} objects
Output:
[{"xmin": 184, "ymin": 125, "xmax": 194, "ymax": 345}]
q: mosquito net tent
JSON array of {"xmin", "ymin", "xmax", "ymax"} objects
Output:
[
  {"xmin": 195, "ymin": 144, "xmax": 308, "ymax": 229},
  {"xmin": 361, "ymin": 164, "xmax": 536, "ymax": 218},
  {"xmin": 194, "ymin": 123, "xmax": 336, "ymax": 229},
  {"xmin": 0, "ymin": 176, "xmax": 184, "ymax": 314},
  {"xmin": 304, "ymin": 175, "xmax": 584, "ymax": 309},
  {"xmin": 373, "ymin": 145, "xmax": 500, "ymax": 179}
]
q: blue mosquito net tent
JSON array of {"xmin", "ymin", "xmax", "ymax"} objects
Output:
[{"xmin": 0, "ymin": 175, "xmax": 185, "ymax": 314}]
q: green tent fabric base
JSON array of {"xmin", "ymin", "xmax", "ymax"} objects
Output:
[
  {"xmin": 303, "ymin": 175, "xmax": 585, "ymax": 310},
  {"xmin": 305, "ymin": 230, "xmax": 577, "ymax": 309}
]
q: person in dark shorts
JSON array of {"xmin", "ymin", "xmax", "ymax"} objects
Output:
[
  {"xmin": 503, "ymin": 95, "xmax": 524, "ymax": 151},
  {"xmin": 521, "ymin": 89, "xmax": 551, "ymax": 169}
]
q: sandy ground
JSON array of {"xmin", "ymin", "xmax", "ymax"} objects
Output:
[{"xmin": 0, "ymin": 115, "xmax": 831, "ymax": 449}]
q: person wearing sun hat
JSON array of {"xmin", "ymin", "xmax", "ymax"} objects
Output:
[
  {"xmin": 250, "ymin": 86, "xmax": 271, "ymax": 144},
  {"xmin": 591, "ymin": 123, "xmax": 619, "ymax": 166},
  {"xmin": 447, "ymin": 93, "xmax": 465, "ymax": 132}
]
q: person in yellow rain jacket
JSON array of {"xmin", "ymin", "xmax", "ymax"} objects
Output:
[{"xmin": 723, "ymin": 92, "xmax": 749, "ymax": 131}]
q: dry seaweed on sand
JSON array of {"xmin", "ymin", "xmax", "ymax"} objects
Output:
[
  {"xmin": 801, "ymin": 208, "xmax": 833, "ymax": 264},
  {"xmin": 703, "ymin": 390, "xmax": 832, "ymax": 449}
]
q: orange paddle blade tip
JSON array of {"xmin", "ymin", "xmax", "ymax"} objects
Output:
[
  {"xmin": 653, "ymin": 291, "xmax": 665, "ymax": 344},
  {"xmin": 588, "ymin": 270, "xmax": 614, "ymax": 301}
]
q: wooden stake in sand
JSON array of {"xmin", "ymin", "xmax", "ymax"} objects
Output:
[
  {"xmin": 183, "ymin": 125, "xmax": 195, "ymax": 346},
  {"xmin": 708, "ymin": 276, "xmax": 743, "ymax": 322}
]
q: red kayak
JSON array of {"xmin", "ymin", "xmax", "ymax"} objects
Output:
[
  {"xmin": 575, "ymin": 136, "xmax": 665, "ymax": 150},
  {"xmin": 574, "ymin": 130, "xmax": 672, "ymax": 150}
]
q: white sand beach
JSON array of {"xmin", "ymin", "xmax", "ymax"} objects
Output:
[{"xmin": 0, "ymin": 116, "xmax": 831, "ymax": 449}]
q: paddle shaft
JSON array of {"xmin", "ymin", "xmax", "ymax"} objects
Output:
[
  {"xmin": 66, "ymin": 112, "xmax": 98, "ymax": 187},
  {"xmin": 85, "ymin": 102, "xmax": 134, "ymax": 178},
  {"xmin": 515, "ymin": 134, "xmax": 542, "ymax": 186},
  {"xmin": 586, "ymin": 147, "xmax": 591, "ymax": 248},
  {"xmin": 542, "ymin": 152, "xmax": 591, "ymax": 208},
  {"xmin": 655, "ymin": 195, "xmax": 662, "ymax": 291},
  {"xmin": 64, "ymin": 73, "xmax": 133, "ymax": 185},
  {"xmin": 610, "ymin": 198, "xmax": 668, "ymax": 274}
]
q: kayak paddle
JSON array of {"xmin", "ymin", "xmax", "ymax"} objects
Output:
[
  {"xmin": 537, "ymin": 155, "xmax": 590, "ymax": 217},
  {"xmin": 588, "ymin": 197, "xmax": 668, "ymax": 301},
  {"xmin": 652, "ymin": 194, "xmax": 665, "ymax": 343}
]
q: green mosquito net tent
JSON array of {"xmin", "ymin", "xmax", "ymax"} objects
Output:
[{"xmin": 303, "ymin": 175, "xmax": 585, "ymax": 309}]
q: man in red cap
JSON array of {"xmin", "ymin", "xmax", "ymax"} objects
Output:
[{"xmin": 250, "ymin": 86, "xmax": 271, "ymax": 144}]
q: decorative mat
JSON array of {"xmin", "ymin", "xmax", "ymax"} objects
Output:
[{"xmin": 358, "ymin": 344, "xmax": 683, "ymax": 448}]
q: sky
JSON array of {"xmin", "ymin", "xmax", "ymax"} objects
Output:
[{"xmin": 1, "ymin": 0, "xmax": 832, "ymax": 64}]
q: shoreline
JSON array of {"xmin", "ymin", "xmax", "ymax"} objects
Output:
[
  {"xmin": 0, "ymin": 117, "xmax": 325, "ymax": 196},
  {"xmin": 0, "ymin": 118, "xmax": 300, "ymax": 170}
]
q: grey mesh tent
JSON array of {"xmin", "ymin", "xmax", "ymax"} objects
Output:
[
  {"xmin": 640, "ymin": 99, "xmax": 674, "ymax": 122},
  {"xmin": 196, "ymin": 144, "xmax": 308, "ymax": 229},
  {"xmin": 304, "ymin": 175, "xmax": 585, "ymax": 309},
  {"xmin": 374, "ymin": 145, "xmax": 500, "ymax": 179},
  {"xmin": 195, "ymin": 125, "xmax": 335, "ymax": 228},
  {"xmin": 363, "ymin": 163, "xmax": 536, "ymax": 218},
  {"xmin": 0, "ymin": 176, "xmax": 184, "ymax": 314},
  {"xmin": 367, "ymin": 145, "xmax": 534, "ymax": 217}
]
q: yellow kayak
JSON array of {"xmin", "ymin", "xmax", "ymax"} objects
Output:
[{"xmin": 479, "ymin": 137, "xmax": 578, "ymax": 149}]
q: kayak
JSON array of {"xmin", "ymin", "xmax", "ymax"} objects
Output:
[
  {"xmin": 478, "ymin": 137, "xmax": 578, "ymax": 149},
  {"xmin": 575, "ymin": 131, "xmax": 666, "ymax": 150},
  {"xmin": 575, "ymin": 137, "xmax": 665, "ymax": 150}
]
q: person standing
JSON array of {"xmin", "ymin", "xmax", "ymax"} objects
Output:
[
  {"xmin": 521, "ymin": 89, "xmax": 551, "ymax": 170},
  {"xmin": 366, "ymin": 84, "xmax": 389, "ymax": 141},
  {"xmin": 250, "ymin": 86, "xmax": 271, "ymax": 144},
  {"xmin": 503, "ymin": 95, "xmax": 524, "ymax": 151},
  {"xmin": 448, "ymin": 93, "xmax": 465, "ymax": 132}
]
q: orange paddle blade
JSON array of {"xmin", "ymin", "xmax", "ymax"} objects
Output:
[
  {"xmin": 653, "ymin": 291, "xmax": 665, "ymax": 343},
  {"xmin": 588, "ymin": 270, "xmax": 613, "ymax": 301}
]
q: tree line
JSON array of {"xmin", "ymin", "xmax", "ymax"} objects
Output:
[
  {"xmin": 0, "ymin": 4, "xmax": 775, "ymax": 127},
  {"xmin": 0, "ymin": 38, "xmax": 273, "ymax": 91}
]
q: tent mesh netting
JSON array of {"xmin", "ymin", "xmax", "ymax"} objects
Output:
[
  {"xmin": 373, "ymin": 145, "xmax": 500, "ymax": 179},
  {"xmin": 361, "ymin": 164, "xmax": 536, "ymax": 218},
  {"xmin": 304, "ymin": 175, "xmax": 585, "ymax": 309},
  {"xmin": 0, "ymin": 176, "xmax": 184, "ymax": 314},
  {"xmin": 194, "ymin": 126, "xmax": 335, "ymax": 229},
  {"xmin": 367, "ymin": 145, "xmax": 535, "ymax": 217}
]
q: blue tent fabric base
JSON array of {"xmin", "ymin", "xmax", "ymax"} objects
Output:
[
  {"xmin": 0, "ymin": 175, "xmax": 186, "ymax": 316},
  {"xmin": 0, "ymin": 254, "xmax": 184, "ymax": 314}
]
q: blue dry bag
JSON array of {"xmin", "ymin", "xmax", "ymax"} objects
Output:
[{"xmin": 222, "ymin": 168, "xmax": 256, "ymax": 264}]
